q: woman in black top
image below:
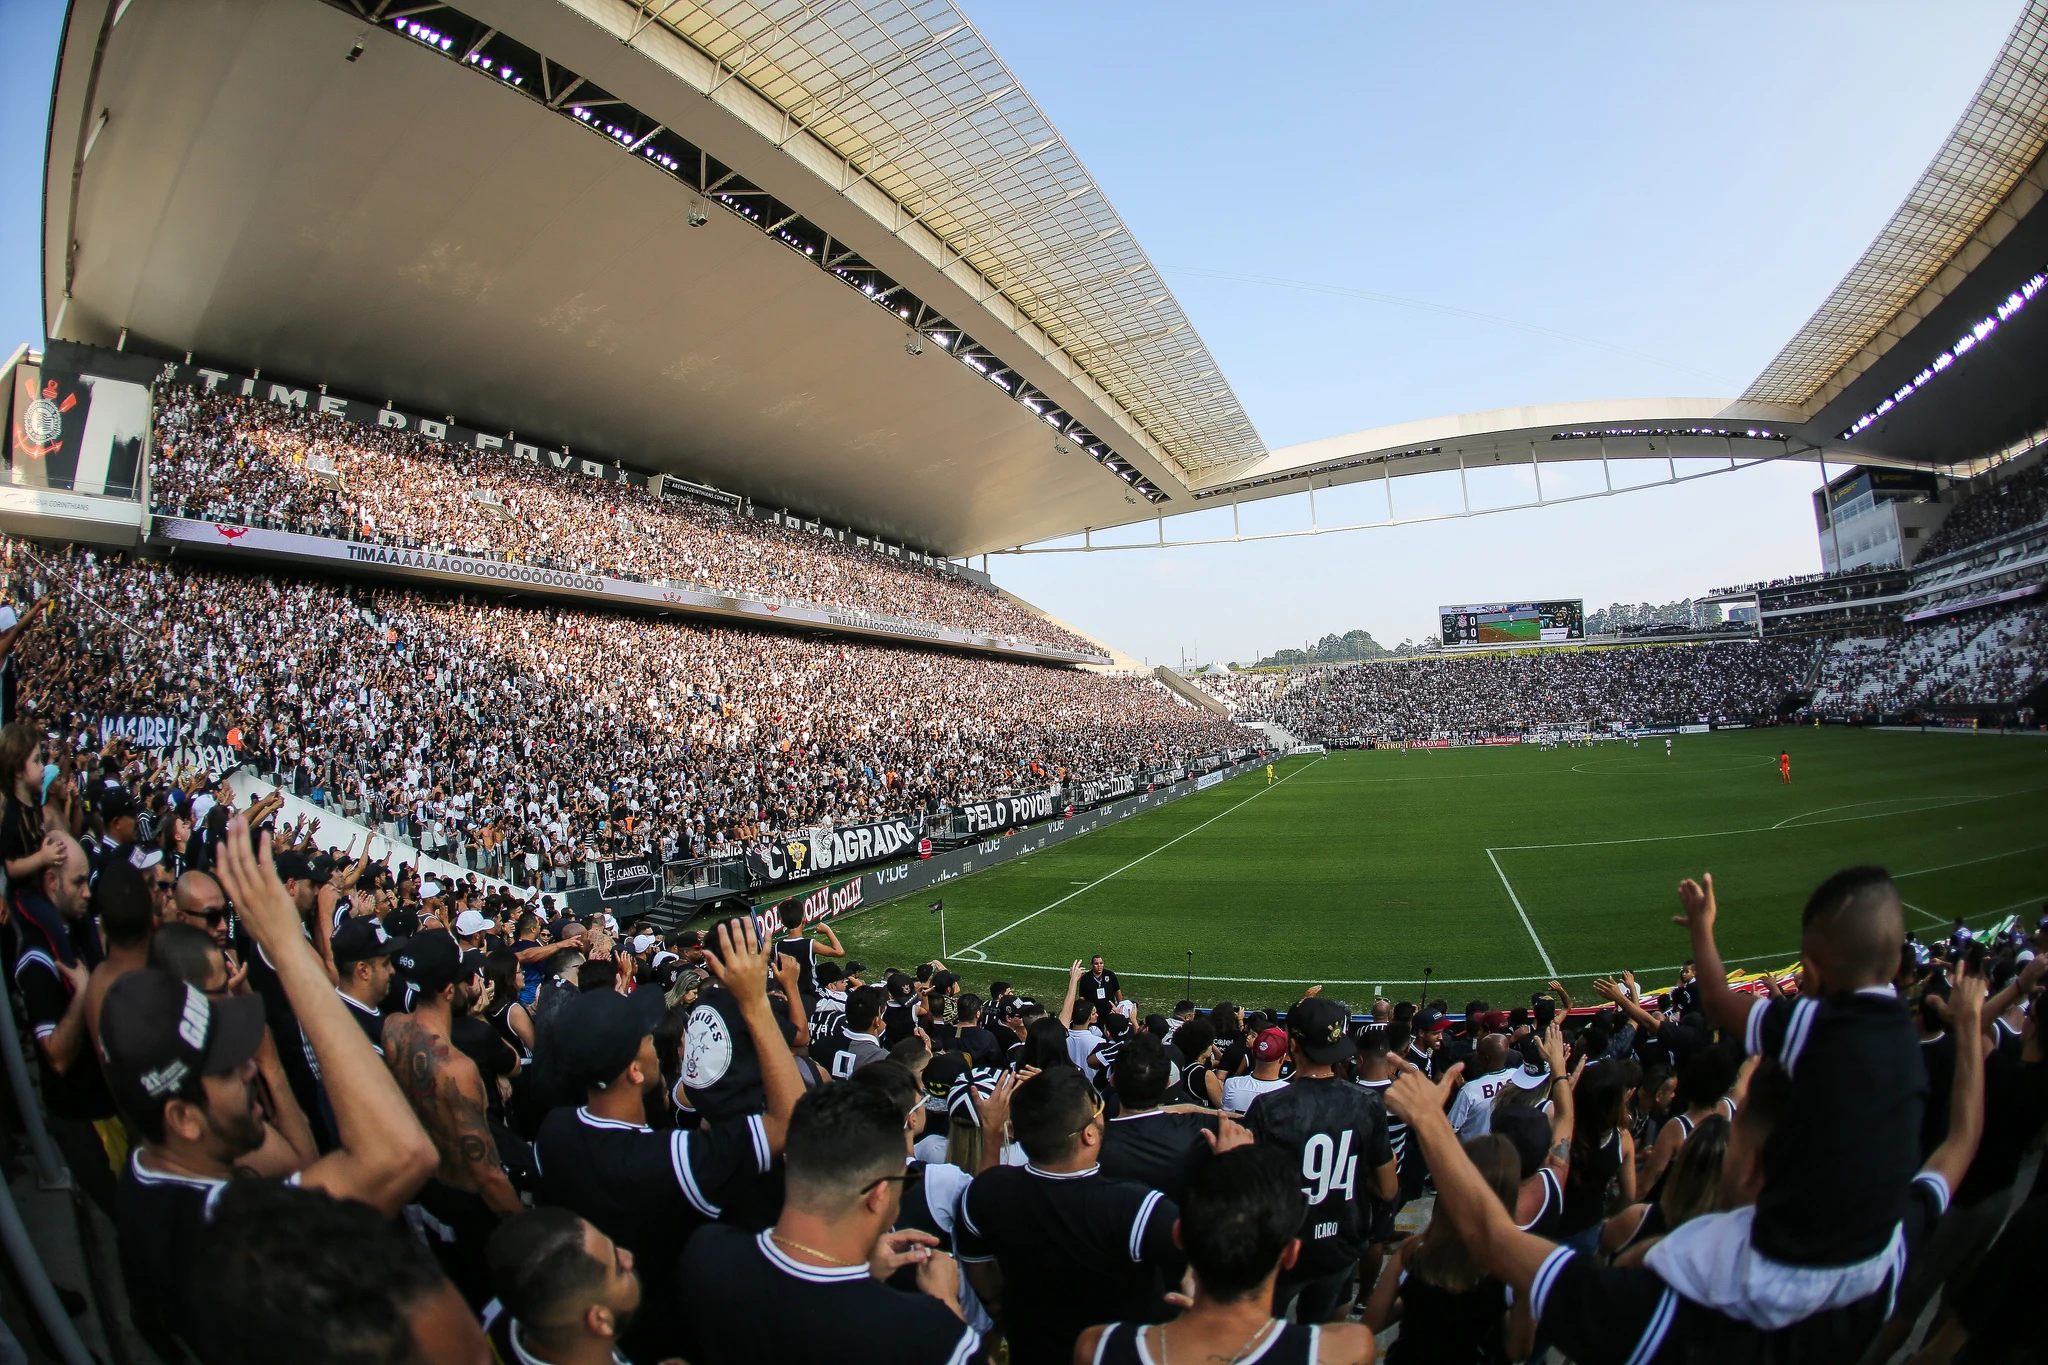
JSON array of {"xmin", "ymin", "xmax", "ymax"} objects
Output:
[
  {"xmin": 1364, "ymin": 1134, "xmax": 1534, "ymax": 1364},
  {"xmin": 1601, "ymin": 1112, "xmax": 1732, "ymax": 1266},
  {"xmin": 1559, "ymin": 1062, "xmax": 1636, "ymax": 1239}
]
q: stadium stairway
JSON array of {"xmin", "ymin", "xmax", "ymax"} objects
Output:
[
  {"xmin": 223, "ymin": 769, "xmax": 525, "ymax": 897},
  {"xmin": 1153, "ymin": 666, "xmax": 1230, "ymax": 715},
  {"xmin": 1244, "ymin": 720, "xmax": 1301, "ymax": 750}
]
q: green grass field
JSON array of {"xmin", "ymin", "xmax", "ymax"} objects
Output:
[{"xmin": 834, "ymin": 729, "xmax": 2046, "ymax": 1013}]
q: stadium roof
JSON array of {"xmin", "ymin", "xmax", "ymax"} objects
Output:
[
  {"xmin": 37, "ymin": 0, "xmax": 2048, "ymax": 560},
  {"xmin": 1744, "ymin": 3, "xmax": 2048, "ymax": 412},
  {"xmin": 37, "ymin": 0, "xmax": 1262, "ymax": 557},
  {"xmin": 1189, "ymin": 4, "xmax": 2048, "ymax": 525},
  {"xmin": 625, "ymin": 0, "xmax": 1267, "ymax": 483}
]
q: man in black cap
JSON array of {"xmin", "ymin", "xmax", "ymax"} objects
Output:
[
  {"xmin": 384, "ymin": 927, "xmax": 522, "ymax": 1308},
  {"xmin": 108, "ymin": 815, "xmax": 435, "ymax": 1361},
  {"xmin": 1242, "ymin": 993, "xmax": 1398, "ymax": 1322},
  {"xmin": 535, "ymin": 917, "xmax": 800, "ymax": 1360},
  {"xmin": 329, "ymin": 917, "xmax": 399, "ymax": 1056},
  {"xmin": 90, "ymin": 785, "xmax": 142, "ymax": 882}
]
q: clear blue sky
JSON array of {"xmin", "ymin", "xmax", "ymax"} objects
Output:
[{"xmin": 0, "ymin": 1, "xmax": 2024, "ymax": 663}]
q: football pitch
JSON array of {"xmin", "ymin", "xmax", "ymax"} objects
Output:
[{"xmin": 835, "ymin": 729, "xmax": 2047, "ymax": 1013}]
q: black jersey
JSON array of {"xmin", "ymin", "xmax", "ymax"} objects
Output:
[
  {"xmin": 1385, "ymin": 1272, "xmax": 1510, "ymax": 1365},
  {"xmin": 1529, "ymin": 1171, "xmax": 1953, "ymax": 1365},
  {"xmin": 1743, "ymin": 991, "xmax": 1925, "ymax": 1266},
  {"xmin": 957, "ymin": 1164, "xmax": 1182, "ymax": 1365},
  {"xmin": 1517, "ymin": 1166, "xmax": 1565, "ymax": 1239},
  {"xmin": 809, "ymin": 988, "xmax": 848, "ymax": 1049},
  {"xmin": 482, "ymin": 1302, "xmax": 634, "ymax": 1365},
  {"xmin": 682, "ymin": 1224, "xmax": 977, "ymax": 1365},
  {"xmin": 10, "ymin": 891, "xmax": 112, "ymax": 1122},
  {"xmin": 1355, "ymin": 1076, "xmax": 1407, "ymax": 1162},
  {"xmin": 775, "ymin": 935, "xmax": 818, "ymax": 999},
  {"xmin": 883, "ymin": 997, "xmax": 921, "ymax": 1047},
  {"xmin": 1091, "ymin": 1320, "xmax": 1319, "ymax": 1365},
  {"xmin": 535, "ymin": 1105, "xmax": 771, "ymax": 1359},
  {"xmin": 1243, "ymin": 1075, "xmax": 1395, "ymax": 1275},
  {"xmin": 1099, "ymin": 1108, "xmax": 1217, "ymax": 1207},
  {"xmin": 115, "ymin": 1151, "xmax": 232, "ymax": 1360}
]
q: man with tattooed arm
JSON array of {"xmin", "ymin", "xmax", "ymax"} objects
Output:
[{"xmin": 386, "ymin": 927, "xmax": 525, "ymax": 1308}]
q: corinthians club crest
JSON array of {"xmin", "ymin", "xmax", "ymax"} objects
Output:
[{"xmin": 15, "ymin": 379, "xmax": 73, "ymax": 460}]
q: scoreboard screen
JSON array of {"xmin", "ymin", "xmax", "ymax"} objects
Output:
[{"xmin": 1440, "ymin": 600, "xmax": 1584, "ymax": 647}]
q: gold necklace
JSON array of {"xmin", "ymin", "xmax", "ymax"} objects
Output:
[
  {"xmin": 769, "ymin": 1231, "xmax": 862, "ymax": 1267},
  {"xmin": 1155, "ymin": 1316, "xmax": 1278, "ymax": 1365}
]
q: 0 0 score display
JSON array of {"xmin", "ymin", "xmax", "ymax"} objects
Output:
[{"xmin": 1439, "ymin": 600, "xmax": 1584, "ymax": 647}]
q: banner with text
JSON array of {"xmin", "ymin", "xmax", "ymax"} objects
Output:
[
  {"xmin": 807, "ymin": 815, "xmax": 922, "ymax": 876},
  {"xmin": 957, "ymin": 787, "xmax": 1059, "ymax": 835},
  {"xmin": 98, "ymin": 714, "xmax": 179, "ymax": 749},
  {"xmin": 597, "ymin": 856, "xmax": 658, "ymax": 899}
]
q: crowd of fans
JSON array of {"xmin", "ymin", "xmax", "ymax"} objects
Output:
[
  {"xmin": 147, "ymin": 388, "xmax": 1097, "ymax": 653},
  {"xmin": 1916, "ymin": 457, "xmax": 2048, "ymax": 562},
  {"xmin": 1812, "ymin": 603, "xmax": 2048, "ymax": 718},
  {"xmin": 9, "ymin": 543, "xmax": 1253, "ymax": 870},
  {"xmin": 1231, "ymin": 641, "xmax": 1813, "ymax": 743},
  {"xmin": 2, "ymin": 707, "xmax": 2038, "ymax": 1364}
]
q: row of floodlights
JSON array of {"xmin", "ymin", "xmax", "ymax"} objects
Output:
[
  {"xmin": 1842, "ymin": 266, "xmax": 2047, "ymax": 438},
  {"xmin": 1549, "ymin": 426, "xmax": 1784, "ymax": 441}
]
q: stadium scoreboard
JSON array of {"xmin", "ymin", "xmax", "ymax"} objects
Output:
[{"xmin": 1440, "ymin": 600, "xmax": 1584, "ymax": 647}]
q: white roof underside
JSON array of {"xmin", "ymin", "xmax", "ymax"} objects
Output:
[
  {"xmin": 1744, "ymin": 1, "xmax": 2048, "ymax": 407},
  {"xmin": 637, "ymin": 0, "xmax": 1266, "ymax": 482}
]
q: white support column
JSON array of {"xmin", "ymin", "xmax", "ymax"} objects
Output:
[
  {"xmin": 1457, "ymin": 450, "xmax": 1470, "ymax": 513},
  {"xmin": 1530, "ymin": 441, "xmax": 1544, "ymax": 504},
  {"xmin": 1600, "ymin": 436, "xmax": 1612, "ymax": 492},
  {"xmin": 1383, "ymin": 458, "xmax": 1395, "ymax": 520}
]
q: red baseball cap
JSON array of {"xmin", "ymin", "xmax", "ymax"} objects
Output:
[{"xmin": 1251, "ymin": 1027, "xmax": 1290, "ymax": 1062}]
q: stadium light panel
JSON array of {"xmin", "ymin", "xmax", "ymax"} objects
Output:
[{"xmin": 1842, "ymin": 263, "xmax": 2044, "ymax": 438}]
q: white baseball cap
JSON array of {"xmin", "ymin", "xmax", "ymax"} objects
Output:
[{"xmin": 454, "ymin": 910, "xmax": 492, "ymax": 937}]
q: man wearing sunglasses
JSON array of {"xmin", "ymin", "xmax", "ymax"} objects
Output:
[{"xmin": 171, "ymin": 869, "xmax": 232, "ymax": 948}]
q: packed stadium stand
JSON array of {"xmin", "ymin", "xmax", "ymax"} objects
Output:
[
  {"xmin": 1914, "ymin": 452, "xmax": 2048, "ymax": 561},
  {"xmin": 13, "ymin": 541, "xmax": 1251, "ymax": 880},
  {"xmin": 149, "ymin": 387, "xmax": 1097, "ymax": 654},
  {"xmin": 1810, "ymin": 601, "xmax": 2048, "ymax": 717},
  {"xmin": 1216, "ymin": 641, "xmax": 1814, "ymax": 743}
]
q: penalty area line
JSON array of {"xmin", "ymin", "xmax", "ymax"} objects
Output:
[
  {"xmin": 952, "ymin": 754, "xmax": 1327, "ymax": 958},
  {"xmin": 1485, "ymin": 848, "xmax": 1558, "ymax": 979}
]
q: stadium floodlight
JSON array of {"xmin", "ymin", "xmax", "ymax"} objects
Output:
[
  {"xmin": 903, "ymin": 333, "xmax": 924, "ymax": 356},
  {"xmin": 1842, "ymin": 262, "xmax": 2046, "ymax": 438}
]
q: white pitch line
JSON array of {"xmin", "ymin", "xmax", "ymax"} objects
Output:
[
  {"xmin": 1902, "ymin": 900, "xmax": 1947, "ymax": 928},
  {"xmin": 1894, "ymin": 844, "xmax": 2048, "ymax": 879},
  {"xmin": 952, "ymin": 755, "xmax": 1326, "ymax": 957},
  {"xmin": 1486, "ymin": 848, "xmax": 1558, "ymax": 978}
]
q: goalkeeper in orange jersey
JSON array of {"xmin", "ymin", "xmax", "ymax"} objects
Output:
[{"xmin": 1780, "ymin": 748, "xmax": 1792, "ymax": 784}]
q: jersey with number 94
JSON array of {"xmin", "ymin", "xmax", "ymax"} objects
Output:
[{"xmin": 1243, "ymin": 1076, "xmax": 1396, "ymax": 1273}]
